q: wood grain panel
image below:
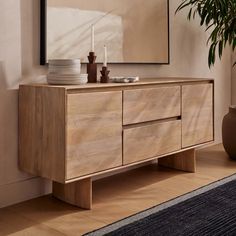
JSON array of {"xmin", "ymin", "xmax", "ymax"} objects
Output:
[
  {"xmin": 19, "ymin": 86, "xmax": 66, "ymax": 183},
  {"xmin": 158, "ymin": 149, "xmax": 196, "ymax": 172},
  {"xmin": 123, "ymin": 120, "xmax": 181, "ymax": 165},
  {"xmin": 123, "ymin": 86, "xmax": 181, "ymax": 125},
  {"xmin": 66, "ymin": 91, "xmax": 122, "ymax": 180},
  {"xmin": 28, "ymin": 78, "xmax": 213, "ymax": 91},
  {"xmin": 182, "ymin": 84, "xmax": 214, "ymax": 148},
  {"xmin": 53, "ymin": 178, "xmax": 92, "ymax": 209}
]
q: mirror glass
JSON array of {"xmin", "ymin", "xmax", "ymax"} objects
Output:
[{"xmin": 42, "ymin": 0, "xmax": 169, "ymax": 64}]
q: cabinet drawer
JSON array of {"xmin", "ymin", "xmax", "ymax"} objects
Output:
[
  {"xmin": 123, "ymin": 86, "xmax": 181, "ymax": 125},
  {"xmin": 123, "ymin": 120, "xmax": 181, "ymax": 164},
  {"xmin": 66, "ymin": 91, "xmax": 122, "ymax": 180}
]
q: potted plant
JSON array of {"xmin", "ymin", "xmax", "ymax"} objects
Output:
[
  {"xmin": 176, "ymin": 0, "xmax": 236, "ymax": 67},
  {"xmin": 176, "ymin": 0, "xmax": 236, "ymax": 158}
]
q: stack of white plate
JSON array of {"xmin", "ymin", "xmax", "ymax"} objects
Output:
[{"xmin": 47, "ymin": 59, "xmax": 88, "ymax": 85}]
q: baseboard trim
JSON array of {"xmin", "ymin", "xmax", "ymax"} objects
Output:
[{"xmin": 0, "ymin": 177, "xmax": 51, "ymax": 208}]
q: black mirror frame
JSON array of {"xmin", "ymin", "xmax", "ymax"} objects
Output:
[{"xmin": 40, "ymin": 0, "xmax": 47, "ymax": 65}]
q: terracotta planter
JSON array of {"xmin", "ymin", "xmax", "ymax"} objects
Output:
[{"xmin": 222, "ymin": 106, "xmax": 236, "ymax": 159}]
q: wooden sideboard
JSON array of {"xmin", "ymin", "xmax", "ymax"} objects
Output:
[{"xmin": 19, "ymin": 78, "xmax": 214, "ymax": 209}]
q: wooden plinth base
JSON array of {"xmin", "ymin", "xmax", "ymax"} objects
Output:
[
  {"xmin": 158, "ymin": 149, "xmax": 196, "ymax": 173},
  {"xmin": 52, "ymin": 178, "xmax": 92, "ymax": 210}
]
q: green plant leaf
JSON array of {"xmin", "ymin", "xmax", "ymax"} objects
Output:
[
  {"xmin": 218, "ymin": 40, "xmax": 223, "ymax": 59},
  {"xmin": 176, "ymin": 0, "xmax": 236, "ymax": 68}
]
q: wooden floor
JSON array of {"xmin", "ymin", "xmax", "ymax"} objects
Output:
[{"xmin": 1, "ymin": 144, "xmax": 236, "ymax": 236}]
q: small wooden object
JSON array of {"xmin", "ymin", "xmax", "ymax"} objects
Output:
[
  {"xmin": 87, "ymin": 52, "xmax": 97, "ymax": 83},
  {"xmin": 100, "ymin": 66, "xmax": 110, "ymax": 83}
]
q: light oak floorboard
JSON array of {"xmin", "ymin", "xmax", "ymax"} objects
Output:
[
  {"xmin": 3, "ymin": 144, "xmax": 236, "ymax": 235},
  {"xmin": 0, "ymin": 208, "xmax": 65, "ymax": 236}
]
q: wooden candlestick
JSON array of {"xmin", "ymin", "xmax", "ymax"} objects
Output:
[
  {"xmin": 87, "ymin": 52, "xmax": 97, "ymax": 83},
  {"xmin": 100, "ymin": 66, "xmax": 110, "ymax": 83}
]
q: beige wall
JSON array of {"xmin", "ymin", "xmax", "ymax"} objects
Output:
[
  {"xmin": 0, "ymin": 0, "xmax": 232, "ymax": 207},
  {"xmin": 231, "ymin": 53, "xmax": 236, "ymax": 104}
]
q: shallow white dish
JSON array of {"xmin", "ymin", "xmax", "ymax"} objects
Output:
[
  {"xmin": 47, "ymin": 78, "xmax": 88, "ymax": 83},
  {"xmin": 48, "ymin": 59, "xmax": 81, "ymax": 66},
  {"xmin": 48, "ymin": 67, "xmax": 81, "ymax": 75},
  {"xmin": 49, "ymin": 64, "xmax": 81, "ymax": 67},
  {"xmin": 47, "ymin": 74, "xmax": 86, "ymax": 78},
  {"xmin": 47, "ymin": 74, "xmax": 88, "ymax": 80},
  {"xmin": 47, "ymin": 79, "xmax": 88, "ymax": 85},
  {"xmin": 48, "ymin": 73, "xmax": 87, "ymax": 77},
  {"xmin": 47, "ymin": 73, "xmax": 88, "ymax": 85}
]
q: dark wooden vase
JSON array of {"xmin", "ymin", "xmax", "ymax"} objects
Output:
[{"xmin": 222, "ymin": 106, "xmax": 236, "ymax": 159}]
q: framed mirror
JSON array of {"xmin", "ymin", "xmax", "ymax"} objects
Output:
[{"xmin": 40, "ymin": 0, "xmax": 169, "ymax": 65}]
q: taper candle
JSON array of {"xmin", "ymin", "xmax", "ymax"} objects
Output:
[
  {"xmin": 91, "ymin": 25, "xmax": 94, "ymax": 52},
  {"xmin": 103, "ymin": 45, "xmax": 107, "ymax": 67}
]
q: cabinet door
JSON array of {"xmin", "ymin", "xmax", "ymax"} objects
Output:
[
  {"xmin": 66, "ymin": 91, "xmax": 122, "ymax": 180},
  {"xmin": 182, "ymin": 83, "xmax": 214, "ymax": 148},
  {"xmin": 123, "ymin": 86, "xmax": 181, "ymax": 125},
  {"xmin": 123, "ymin": 120, "xmax": 181, "ymax": 164}
]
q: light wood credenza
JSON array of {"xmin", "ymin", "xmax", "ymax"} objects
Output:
[{"xmin": 19, "ymin": 78, "xmax": 214, "ymax": 209}]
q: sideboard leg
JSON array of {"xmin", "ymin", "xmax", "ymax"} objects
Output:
[
  {"xmin": 158, "ymin": 149, "xmax": 196, "ymax": 173},
  {"xmin": 52, "ymin": 178, "xmax": 92, "ymax": 209}
]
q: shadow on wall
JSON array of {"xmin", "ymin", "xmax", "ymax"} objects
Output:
[
  {"xmin": 174, "ymin": 22, "xmax": 207, "ymax": 73},
  {"xmin": 0, "ymin": 60, "xmax": 22, "ymax": 187},
  {"xmin": 20, "ymin": 0, "xmax": 47, "ymax": 83},
  {"xmin": 0, "ymin": 61, "xmax": 7, "ymax": 91},
  {"xmin": 0, "ymin": 61, "xmax": 22, "ymax": 90}
]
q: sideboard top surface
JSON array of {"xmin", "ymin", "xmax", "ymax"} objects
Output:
[{"xmin": 20, "ymin": 77, "xmax": 214, "ymax": 91}]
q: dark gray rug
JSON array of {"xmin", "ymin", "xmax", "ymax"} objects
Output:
[{"xmin": 84, "ymin": 174, "xmax": 236, "ymax": 236}]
